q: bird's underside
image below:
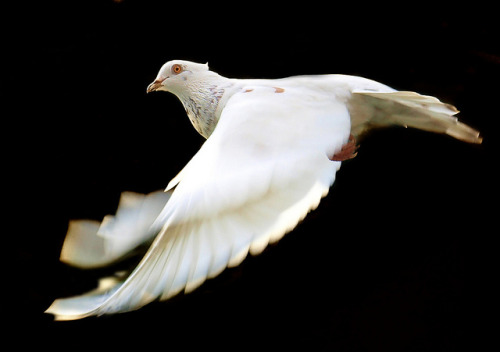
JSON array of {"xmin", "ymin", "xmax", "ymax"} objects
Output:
[{"xmin": 46, "ymin": 61, "xmax": 481, "ymax": 320}]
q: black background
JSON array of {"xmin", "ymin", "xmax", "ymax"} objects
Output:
[{"xmin": 6, "ymin": 1, "xmax": 496, "ymax": 350}]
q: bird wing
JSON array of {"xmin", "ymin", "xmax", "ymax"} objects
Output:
[
  {"xmin": 59, "ymin": 190, "xmax": 172, "ymax": 269},
  {"xmin": 46, "ymin": 84, "xmax": 351, "ymax": 320}
]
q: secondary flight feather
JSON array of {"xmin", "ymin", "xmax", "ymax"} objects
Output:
[{"xmin": 46, "ymin": 60, "xmax": 481, "ymax": 320}]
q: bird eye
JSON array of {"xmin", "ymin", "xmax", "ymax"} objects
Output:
[{"xmin": 171, "ymin": 64, "xmax": 183, "ymax": 75}]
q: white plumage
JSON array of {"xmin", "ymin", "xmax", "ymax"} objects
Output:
[{"xmin": 46, "ymin": 60, "xmax": 481, "ymax": 320}]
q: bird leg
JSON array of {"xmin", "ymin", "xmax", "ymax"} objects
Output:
[{"xmin": 330, "ymin": 134, "xmax": 358, "ymax": 161}]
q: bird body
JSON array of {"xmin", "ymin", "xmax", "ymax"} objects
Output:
[
  {"xmin": 146, "ymin": 61, "xmax": 396, "ymax": 139},
  {"xmin": 46, "ymin": 60, "xmax": 481, "ymax": 320}
]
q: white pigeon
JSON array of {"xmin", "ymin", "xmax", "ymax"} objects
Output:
[{"xmin": 46, "ymin": 60, "xmax": 481, "ymax": 320}]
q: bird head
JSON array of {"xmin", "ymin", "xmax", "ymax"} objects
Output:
[{"xmin": 146, "ymin": 60, "xmax": 210, "ymax": 95}]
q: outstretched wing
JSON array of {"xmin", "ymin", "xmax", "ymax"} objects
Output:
[{"xmin": 46, "ymin": 85, "xmax": 351, "ymax": 320}]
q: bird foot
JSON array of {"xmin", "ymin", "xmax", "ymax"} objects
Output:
[{"xmin": 330, "ymin": 134, "xmax": 358, "ymax": 161}]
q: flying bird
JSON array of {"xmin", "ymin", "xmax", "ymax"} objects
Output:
[{"xmin": 46, "ymin": 60, "xmax": 481, "ymax": 320}]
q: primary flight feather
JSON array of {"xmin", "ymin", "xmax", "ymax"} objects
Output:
[{"xmin": 46, "ymin": 60, "xmax": 481, "ymax": 320}]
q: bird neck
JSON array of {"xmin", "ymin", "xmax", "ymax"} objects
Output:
[{"xmin": 177, "ymin": 74, "xmax": 236, "ymax": 138}]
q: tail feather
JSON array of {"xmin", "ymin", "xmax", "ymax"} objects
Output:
[{"xmin": 350, "ymin": 90, "xmax": 482, "ymax": 144}]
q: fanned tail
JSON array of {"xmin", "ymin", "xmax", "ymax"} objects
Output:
[{"xmin": 350, "ymin": 91, "xmax": 482, "ymax": 144}]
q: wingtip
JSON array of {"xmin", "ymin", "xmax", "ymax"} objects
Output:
[{"xmin": 44, "ymin": 300, "xmax": 86, "ymax": 321}]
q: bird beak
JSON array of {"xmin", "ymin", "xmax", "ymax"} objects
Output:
[{"xmin": 146, "ymin": 77, "xmax": 166, "ymax": 93}]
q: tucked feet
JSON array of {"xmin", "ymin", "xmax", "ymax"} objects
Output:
[{"xmin": 330, "ymin": 134, "xmax": 358, "ymax": 161}]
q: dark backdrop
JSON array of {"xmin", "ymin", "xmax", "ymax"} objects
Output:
[{"xmin": 7, "ymin": 1, "xmax": 496, "ymax": 351}]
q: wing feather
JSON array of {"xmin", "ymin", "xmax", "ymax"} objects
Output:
[
  {"xmin": 59, "ymin": 190, "xmax": 171, "ymax": 269},
  {"xmin": 185, "ymin": 221, "xmax": 212, "ymax": 293}
]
